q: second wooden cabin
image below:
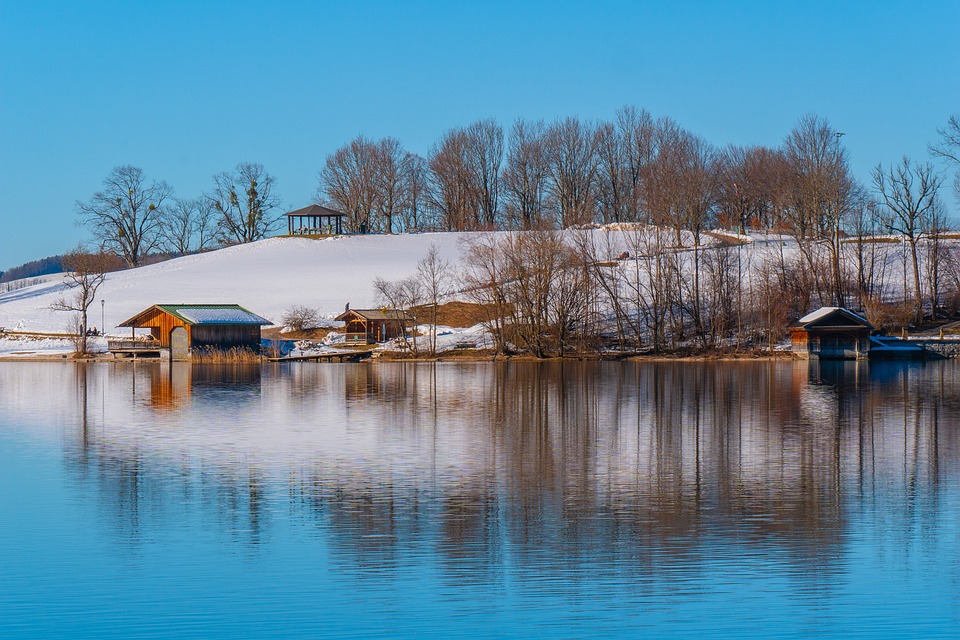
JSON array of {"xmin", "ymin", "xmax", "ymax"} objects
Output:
[{"xmin": 335, "ymin": 306, "xmax": 415, "ymax": 344}]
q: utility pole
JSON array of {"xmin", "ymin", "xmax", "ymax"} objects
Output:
[{"xmin": 833, "ymin": 131, "xmax": 846, "ymax": 308}]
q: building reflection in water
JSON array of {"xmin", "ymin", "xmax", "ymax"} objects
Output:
[{"xmin": 51, "ymin": 359, "xmax": 960, "ymax": 584}]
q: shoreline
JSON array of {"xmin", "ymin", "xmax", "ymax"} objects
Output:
[{"xmin": 1, "ymin": 349, "xmax": 799, "ymax": 364}]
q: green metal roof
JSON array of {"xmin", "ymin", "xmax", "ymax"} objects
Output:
[{"xmin": 119, "ymin": 304, "xmax": 272, "ymax": 327}]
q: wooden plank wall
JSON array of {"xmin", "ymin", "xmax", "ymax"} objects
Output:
[
  {"xmin": 133, "ymin": 308, "xmax": 191, "ymax": 348},
  {"xmin": 191, "ymin": 325, "xmax": 261, "ymax": 351}
]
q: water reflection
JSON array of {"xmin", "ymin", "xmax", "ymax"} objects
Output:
[{"xmin": 3, "ymin": 360, "xmax": 960, "ymax": 607}]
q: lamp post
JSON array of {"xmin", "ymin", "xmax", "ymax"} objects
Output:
[
  {"xmin": 833, "ymin": 131, "xmax": 846, "ymax": 307},
  {"xmin": 101, "ymin": 299, "xmax": 105, "ymax": 336}
]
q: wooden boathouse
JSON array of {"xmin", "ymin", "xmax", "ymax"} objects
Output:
[
  {"xmin": 335, "ymin": 307, "xmax": 415, "ymax": 344},
  {"xmin": 790, "ymin": 307, "xmax": 873, "ymax": 360},
  {"xmin": 111, "ymin": 304, "xmax": 272, "ymax": 360},
  {"xmin": 285, "ymin": 204, "xmax": 347, "ymax": 236}
]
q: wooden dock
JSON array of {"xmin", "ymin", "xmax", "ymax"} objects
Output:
[
  {"xmin": 267, "ymin": 350, "xmax": 373, "ymax": 363},
  {"xmin": 107, "ymin": 339, "xmax": 163, "ymax": 358}
]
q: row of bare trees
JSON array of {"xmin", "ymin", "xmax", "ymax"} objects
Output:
[
  {"xmin": 371, "ymin": 215, "xmax": 960, "ymax": 358},
  {"xmin": 318, "ymin": 109, "xmax": 871, "ymax": 236},
  {"xmin": 78, "ymin": 162, "xmax": 281, "ymax": 267}
]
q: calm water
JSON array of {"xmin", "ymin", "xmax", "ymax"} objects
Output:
[{"xmin": 1, "ymin": 360, "xmax": 959, "ymax": 638}]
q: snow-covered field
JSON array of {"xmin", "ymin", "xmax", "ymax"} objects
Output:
[
  {"xmin": 0, "ymin": 335, "xmax": 106, "ymax": 357},
  {"xmin": 0, "ymin": 227, "xmax": 922, "ymax": 357},
  {"xmin": 0, "ymin": 228, "xmax": 721, "ymax": 335},
  {"xmin": 0, "ymin": 233, "xmax": 469, "ymax": 335}
]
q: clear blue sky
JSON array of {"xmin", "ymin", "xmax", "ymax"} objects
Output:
[{"xmin": 1, "ymin": 0, "xmax": 957, "ymax": 271}]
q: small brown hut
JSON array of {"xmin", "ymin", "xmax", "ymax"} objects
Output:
[
  {"xmin": 285, "ymin": 204, "xmax": 347, "ymax": 236},
  {"xmin": 335, "ymin": 307, "xmax": 415, "ymax": 344},
  {"xmin": 790, "ymin": 307, "xmax": 873, "ymax": 360},
  {"xmin": 113, "ymin": 304, "xmax": 272, "ymax": 360}
]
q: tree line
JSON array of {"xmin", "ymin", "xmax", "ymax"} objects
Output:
[
  {"xmin": 77, "ymin": 108, "xmax": 960, "ymax": 274},
  {"xmin": 319, "ymin": 108, "xmax": 959, "ymax": 242}
]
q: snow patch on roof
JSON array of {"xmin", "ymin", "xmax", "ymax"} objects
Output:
[
  {"xmin": 174, "ymin": 307, "xmax": 271, "ymax": 325},
  {"xmin": 799, "ymin": 307, "xmax": 870, "ymax": 326},
  {"xmin": 799, "ymin": 307, "xmax": 841, "ymax": 324}
]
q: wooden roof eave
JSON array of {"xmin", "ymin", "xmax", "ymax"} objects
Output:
[
  {"xmin": 335, "ymin": 310, "xmax": 415, "ymax": 323},
  {"xmin": 117, "ymin": 304, "xmax": 166, "ymax": 328}
]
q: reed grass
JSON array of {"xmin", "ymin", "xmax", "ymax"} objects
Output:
[{"xmin": 191, "ymin": 347, "xmax": 263, "ymax": 364}]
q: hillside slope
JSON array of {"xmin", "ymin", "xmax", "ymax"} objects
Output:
[{"xmin": 0, "ymin": 233, "xmax": 468, "ymax": 333}]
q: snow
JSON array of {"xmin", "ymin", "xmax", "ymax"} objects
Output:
[
  {"xmin": 0, "ymin": 227, "xmax": 932, "ymax": 357},
  {"xmin": 0, "ymin": 233, "xmax": 469, "ymax": 334},
  {"xmin": 799, "ymin": 307, "xmax": 843, "ymax": 324},
  {"xmin": 0, "ymin": 335, "xmax": 106, "ymax": 357},
  {"xmin": 798, "ymin": 307, "xmax": 870, "ymax": 326},
  {"xmin": 173, "ymin": 306, "xmax": 271, "ymax": 325}
]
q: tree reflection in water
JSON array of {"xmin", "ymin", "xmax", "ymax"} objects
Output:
[{"xmin": 43, "ymin": 359, "xmax": 960, "ymax": 589}]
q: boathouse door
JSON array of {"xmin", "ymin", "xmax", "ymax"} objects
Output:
[
  {"xmin": 819, "ymin": 333, "xmax": 858, "ymax": 359},
  {"xmin": 170, "ymin": 326, "xmax": 189, "ymax": 361}
]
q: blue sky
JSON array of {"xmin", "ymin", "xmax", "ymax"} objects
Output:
[{"xmin": 1, "ymin": 0, "xmax": 958, "ymax": 270}]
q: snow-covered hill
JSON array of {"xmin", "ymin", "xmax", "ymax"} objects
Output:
[
  {"xmin": 0, "ymin": 228, "xmax": 918, "ymax": 337},
  {"xmin": 0, "ymin": 233, "xmax": 469, "ymax": 334}
]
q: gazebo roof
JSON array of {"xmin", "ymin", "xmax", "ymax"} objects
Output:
[{"xmin": 284, "ymin": 204, "xmax": 347, "ymax": 218}]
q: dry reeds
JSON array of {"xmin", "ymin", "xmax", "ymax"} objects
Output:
[{"xmin": 191, "ymin": 347, "xmax": 262, "ymax": 364}]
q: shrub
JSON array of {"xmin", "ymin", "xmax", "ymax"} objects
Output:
[
  {"xmin": 282, "ymin": 305, "xmax": 321, "ymax": 332},
  {"xmin": 862, "ymin": 296, "xmax": 914, "ymax": 333}
]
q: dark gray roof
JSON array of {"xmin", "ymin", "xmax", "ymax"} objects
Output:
[{"xmin": 285, "ymin": 204, "xmax": 347, "ymax": 218}]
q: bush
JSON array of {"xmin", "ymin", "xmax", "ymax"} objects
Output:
[
  {"xmin": 862, "ymin": 296, "xmax": 914, "ymax": 332},
  {"xmin": 282, "ymin": 305, "xmax": 321, "ymax": 332}
]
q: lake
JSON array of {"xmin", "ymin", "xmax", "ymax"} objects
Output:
[{"xmin": 1, "ymin": 360, "xmax": 958, "ymax": 638}]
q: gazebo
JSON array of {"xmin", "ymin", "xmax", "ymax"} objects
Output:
[{"xmin": 285, "ymin": 204, "xmax": 347, "ymax": 236}]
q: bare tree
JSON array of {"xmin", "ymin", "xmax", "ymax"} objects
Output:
[
  {"xmin": 873, "ymin": 156, "xmax": 943, "ymax": 318},
  {"xmin": 282, "ymin": 305, "xmax": 321, "ymax": 333},
  {"xmin": 503, "ymin": 119, "xmax": 549, "ymax": 229},
  {"xmin": 319, "ymin": 136, "xmax": 380, "ymax": 233},
  {"xmin": 930, "ymin": 114, "xmax": 960, "ymax": 206},
  {"xmin": 77, "ymin": 165, "xmax": 172, "ymax": 267},
  {"xmin": 616, "ymin": 105, "xmax": 656, "ymax": 222},
  {"xmin": 782, "ymin": 114, "xmax": 856, "ymax": 306},
  {"xmin": 373, "ymin": 275, "xmax": 423, "ymax": 354},
  {"xmin": 546, "ymin": 117, "xmax": 597, "ymax": 227},
  {"xmin": 461, "ymin": 231, "xmax": 586, "ymax": 357},
  {"xmin": 428, "ymin": 120, "xmax": 503, "ymax": 231},
  {"xmin": 161, "ymin": 198, "xmax": 219, "ymax": 254},
  {"xmin": 460, "ymin": 233, "xmax": 511, "ymax": 354},
  {"xmin": 368, "ymin": 138, "xmax": 407, "ymax": 234},
  {"xmin": 51, "ymin": 249, "xmax": 115, "ymax": 354},
  {"xmin": 593, "ymin": 120, "xmax": 629, "ymax": 224},
  {"xmin": 466, "ymin": 119, "xmax": 503, "ymax": 228},
  {"xmin": 209, "ymin": 162, "xmax": 281, "ymax": 243},
  {"xmin": 848, "ymin": 198, "xmax": 888, "ymax": 308},
  {"xmin": 417, "ymin": 244, "xmax": 451, "ymax": 355},
  {"xmin": 717, "ymin": 145, "xmax": 782, "ymax": 232},
  {"xmin": 925, "ymin": 198, "xmax": 950, "ymax": 317},
  {"xmin": 429, "ymin": 128, "xmax": 474, "ymax": 231},
  {"xmin": 399, "ymin": 153, "xmax": 431, "ymax": 231}
]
